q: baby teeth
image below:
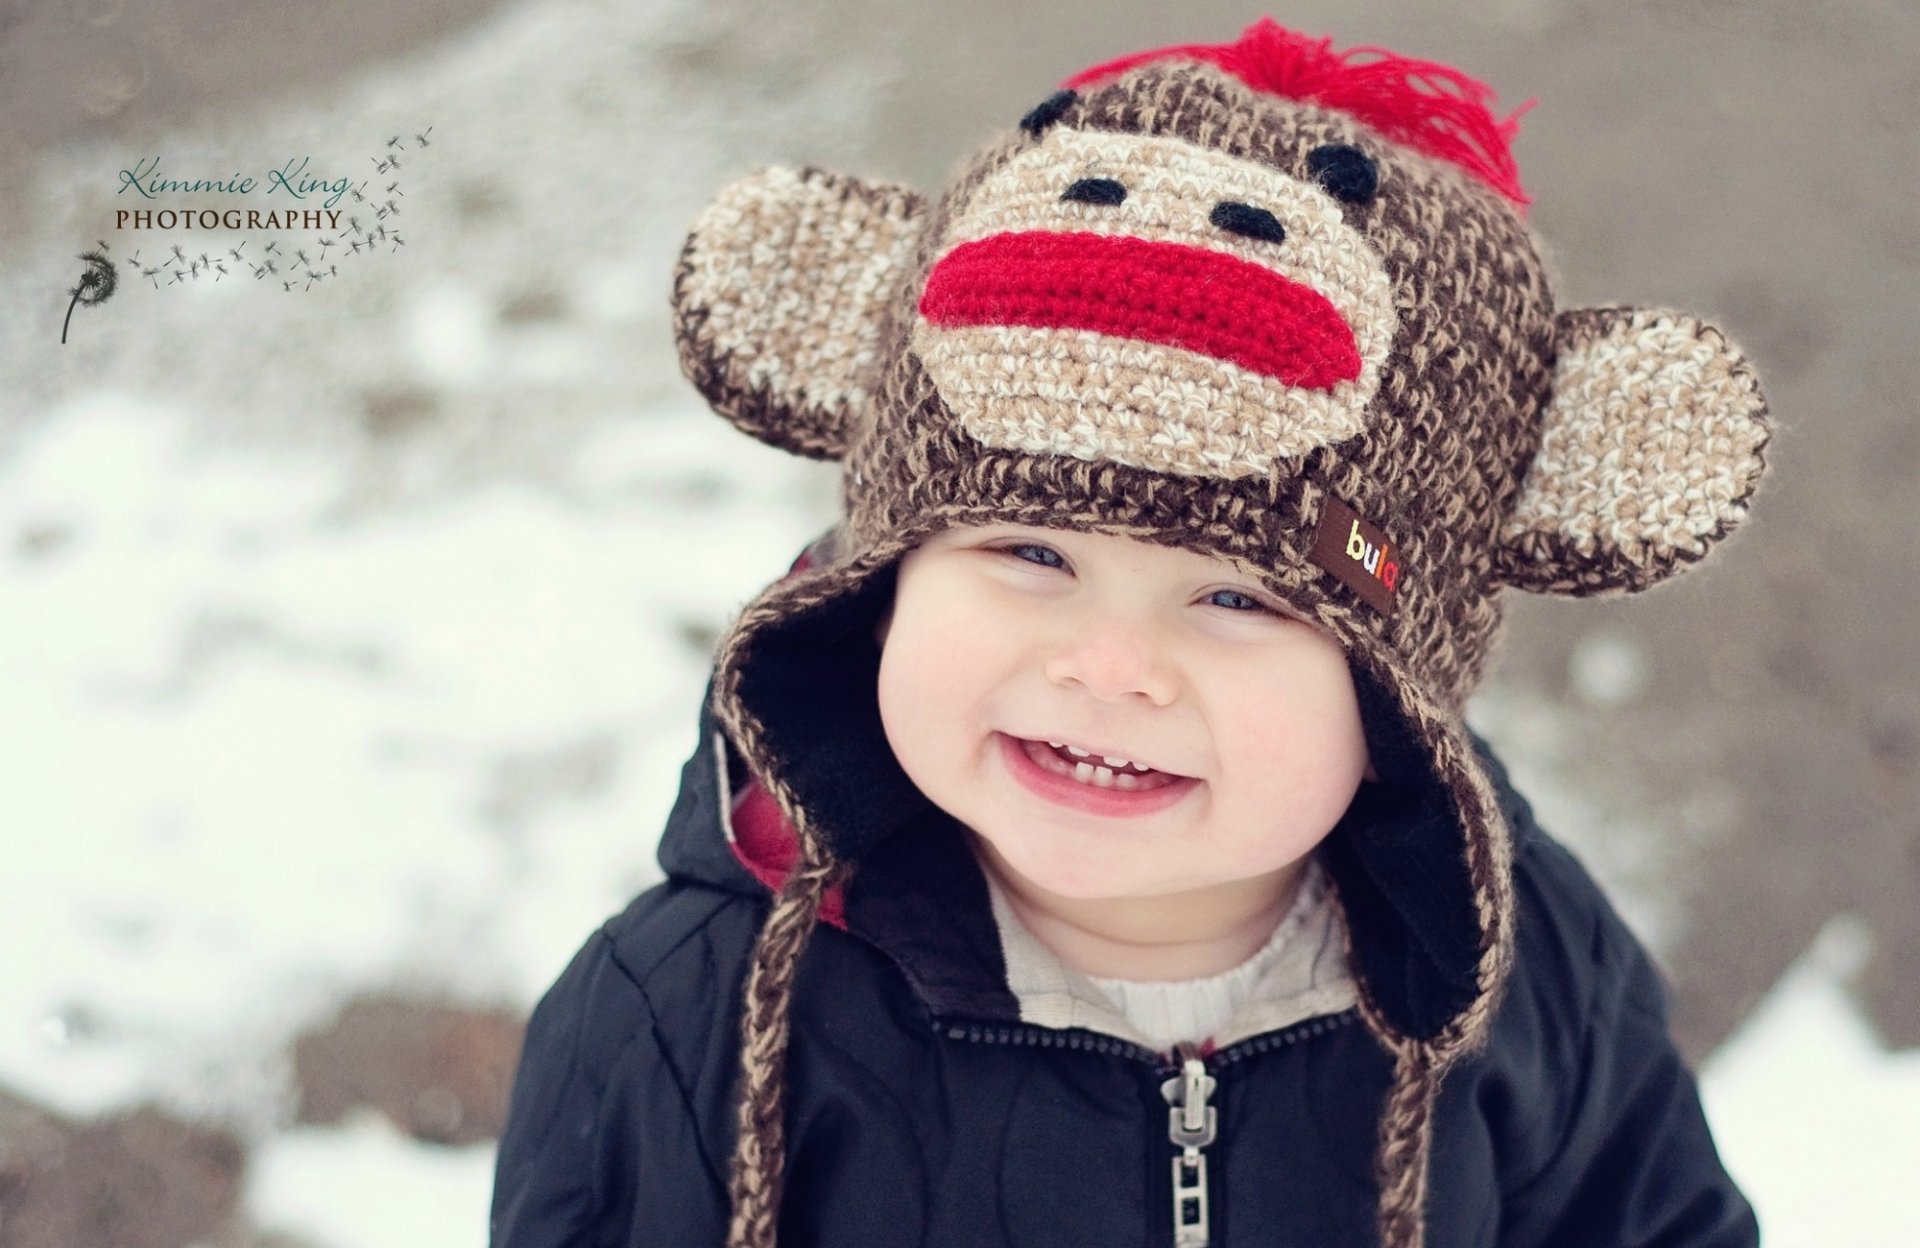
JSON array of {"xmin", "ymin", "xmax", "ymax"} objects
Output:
[
  {"xmin": 1047, "ymin": 740, "xmax": 1153, "ymax": 775},
  {"xmin": 1027, "ymin": 737, "xmax": 1151, "ymax": 789},
  {"xmin": 1072, "ymin": 762, "xmax": 1142, "ymax": 790}
]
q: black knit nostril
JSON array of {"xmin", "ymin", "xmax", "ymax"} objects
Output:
[
  {"xmin": 1062, "ymin": 177, "xmax": 1127, "ymax": 206},
  {"xmin": 1210, "ymin": 201, "xmax": 1286, "ymax": 243}
]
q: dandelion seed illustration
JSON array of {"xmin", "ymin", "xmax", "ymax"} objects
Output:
[
  {"xmin": 61, "ymin": 249, "xmax": 117, "ymax": 344},
  {"xmin": 388, "ymin": 135, "xmax": 403, "ymax": 149},
  {"xmin": 170, "ymin": 244, "xmax": 187, "ymax": 263},
  {"xmin": 229, "ymin": 244, "xmax": 246, "ymax": 260},
  {"xmin": 264, "ymin": 241, "xmax": 280, "ymax": 255},
  {"xmin": 283, "ymin": 280, "xmax": 295, "ymax": 292},
  {"xmin": 388, "ymin": 155, "xmax": 402, "ymax": 170},
  {"xmin": 414, "ymin": 127, "xmax": 433, "ymax": 147},
  {"xmin": 386, "ymin": 181, "xmax": 402, "ymax": 196},
  {"xmin": 142, "ymin": 266, "xmax": 161, "ymax": 288}
]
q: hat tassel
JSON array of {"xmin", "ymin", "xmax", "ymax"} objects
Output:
[{"xmin": 1374, "ymin": 1042, "xmax": 1440, "ymax": 1248}]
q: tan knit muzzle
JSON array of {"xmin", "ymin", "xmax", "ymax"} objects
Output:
[{"xmin": 912, "ymin": 126, "xmax": 1398, "ymax": 480}]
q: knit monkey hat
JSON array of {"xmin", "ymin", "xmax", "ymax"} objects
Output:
[{"xmin": 671, "ymin": 18, "xmax": 1772, "ymax": 1248}]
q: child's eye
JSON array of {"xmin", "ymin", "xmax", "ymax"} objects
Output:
[
  {"xmin": 1207, "ymin": 588, "xmax": 1275, "ymax": 615},
  {"xmin": 995, "ymin": 541, "xmax": 1068, "ymax": 570}
]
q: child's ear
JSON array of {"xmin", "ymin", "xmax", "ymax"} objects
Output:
[
  {"xmin": 1492, "ymin": 306, "xmax": 1772, "ymax": 597},
  {"xmin": 672, "ymin": 164, "xmax": 931, "ymax": 463}
]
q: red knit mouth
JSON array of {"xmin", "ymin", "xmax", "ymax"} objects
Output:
[{"xmin": 918, "ymin": 230, "xmax": 1363, "ymax": 390}]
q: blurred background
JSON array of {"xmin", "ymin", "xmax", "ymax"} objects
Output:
[{"xmin": 2, "ymin": 0, "xmax": 1915, "ymax": 1243}]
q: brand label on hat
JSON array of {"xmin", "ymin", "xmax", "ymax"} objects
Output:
[{"xmin": 1308, "ymin": 496, "xmax": 1400, "ymax": 617}]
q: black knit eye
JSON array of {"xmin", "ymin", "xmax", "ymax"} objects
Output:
[
  {"xmin": 1307, "ymin": 145, "xmax": 1379, "ymax": 205},
  {"xmin": 1019, "ymin": 89, "xmax": 1078, "ymax": 137},
  {"xmin": 1210, "ymin": 201, "xmax": 1286, "ymax": 244},
  {"xmin": 1062, "ymin": 177, "xmax": 1126, "ymax": 206}
]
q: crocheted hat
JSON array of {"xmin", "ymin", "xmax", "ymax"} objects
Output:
[{"xmin": 671, "ymin": 18, "xmax": 1771, "ymax": 1248}]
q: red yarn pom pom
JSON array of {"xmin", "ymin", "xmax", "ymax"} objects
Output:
[{"xmin": 1061, "ymin": 17, "xmax": 1534, "ymax": 209}]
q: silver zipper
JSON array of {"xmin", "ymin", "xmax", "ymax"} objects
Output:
[{"xmin": 1160, "ymin": 1042, "xmax": 1217, "ymax": 1247}]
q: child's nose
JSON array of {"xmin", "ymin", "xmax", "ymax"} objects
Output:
[{"xmin": 1042, "ymin": 626, "xmax": 1179, "ymax": 705}]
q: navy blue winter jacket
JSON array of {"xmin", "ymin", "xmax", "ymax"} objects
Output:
[{"xmin": 490, "ymin": 680, "xmax": 1758, "ymax": 1247}]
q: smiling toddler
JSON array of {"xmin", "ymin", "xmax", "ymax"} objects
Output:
[{"xmin": 494, "ymin": 18, "xmax": 1773, "ymax": 1248}]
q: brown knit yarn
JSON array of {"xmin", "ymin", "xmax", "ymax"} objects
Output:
[
  {"xmin": 1375, "ymin": 1043, "xmax": 1442, "ymax": 1248},
  {"xmin": 724, "ymin": 851, "xmax": 852, "ymax": 1248}
]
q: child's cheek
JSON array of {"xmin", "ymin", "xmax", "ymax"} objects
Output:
[{"xmin": 898, "ymin": 578, "xmax": 1027, "ymax": 674}]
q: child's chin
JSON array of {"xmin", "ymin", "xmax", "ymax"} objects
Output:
[{"xmin": 978, "ymin": 835, "xmax": 1153, "ymax": 902}]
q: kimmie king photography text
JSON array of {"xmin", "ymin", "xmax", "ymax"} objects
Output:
[{"xmin": 115, "ymin": 155, "xmax": 354, "ymax": 230}]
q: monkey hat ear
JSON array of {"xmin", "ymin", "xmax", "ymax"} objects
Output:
[
  {"xmin": 1491, "ymin": 305, "xmax": 1774, "ymax": 597},
  {"xmin": 671, "ymin": 164, "xmax": 931, "ymax": 462}
]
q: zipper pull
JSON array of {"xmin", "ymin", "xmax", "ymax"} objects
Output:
[{"xmin": 1159, "ymin": 1042, "xmax": 1217, "ymax": 1248}]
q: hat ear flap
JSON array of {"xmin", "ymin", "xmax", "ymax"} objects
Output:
[
  {"xmin": 1492, "ymin": 306, "xmax": 1773, "ymax": 597},
  {"xmin": 672, "ymin": 164, "xmax": 930, "ymax": 462}
]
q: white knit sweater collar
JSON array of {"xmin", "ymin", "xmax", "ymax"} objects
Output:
[{"xmin": 978, "ymin": 850, "xmax": 1358, "ymax": 1056}]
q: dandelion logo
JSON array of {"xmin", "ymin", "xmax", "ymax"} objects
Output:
[
  {"xmin": 61, "ymin": 248, "xmax": 118, "ymax": 344},
  {"xmin": 97, "ymin": 124, "xmax": 434, "ymax": 304}
]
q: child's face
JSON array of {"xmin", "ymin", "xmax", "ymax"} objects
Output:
[{"xmin": 874, "ymin": 523, "xmax": 1371, "ymax": 906}]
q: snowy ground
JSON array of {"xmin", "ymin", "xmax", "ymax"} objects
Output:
[
  {"xmin": 1, "ymin": 391, "xmax": 830, "ymax": 1244},
  {"xmin": 4, "ymin": 0, "xmax": 1916, "ymax": 1243}
]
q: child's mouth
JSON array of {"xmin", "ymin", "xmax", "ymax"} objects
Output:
[
  {"xmin": 1022, "ymin": 737, "xmax": 1182, "ymax": 790},
  {"xmin": 999, "ymin": 733, "xmax": 1200, "ymax": 817}
]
